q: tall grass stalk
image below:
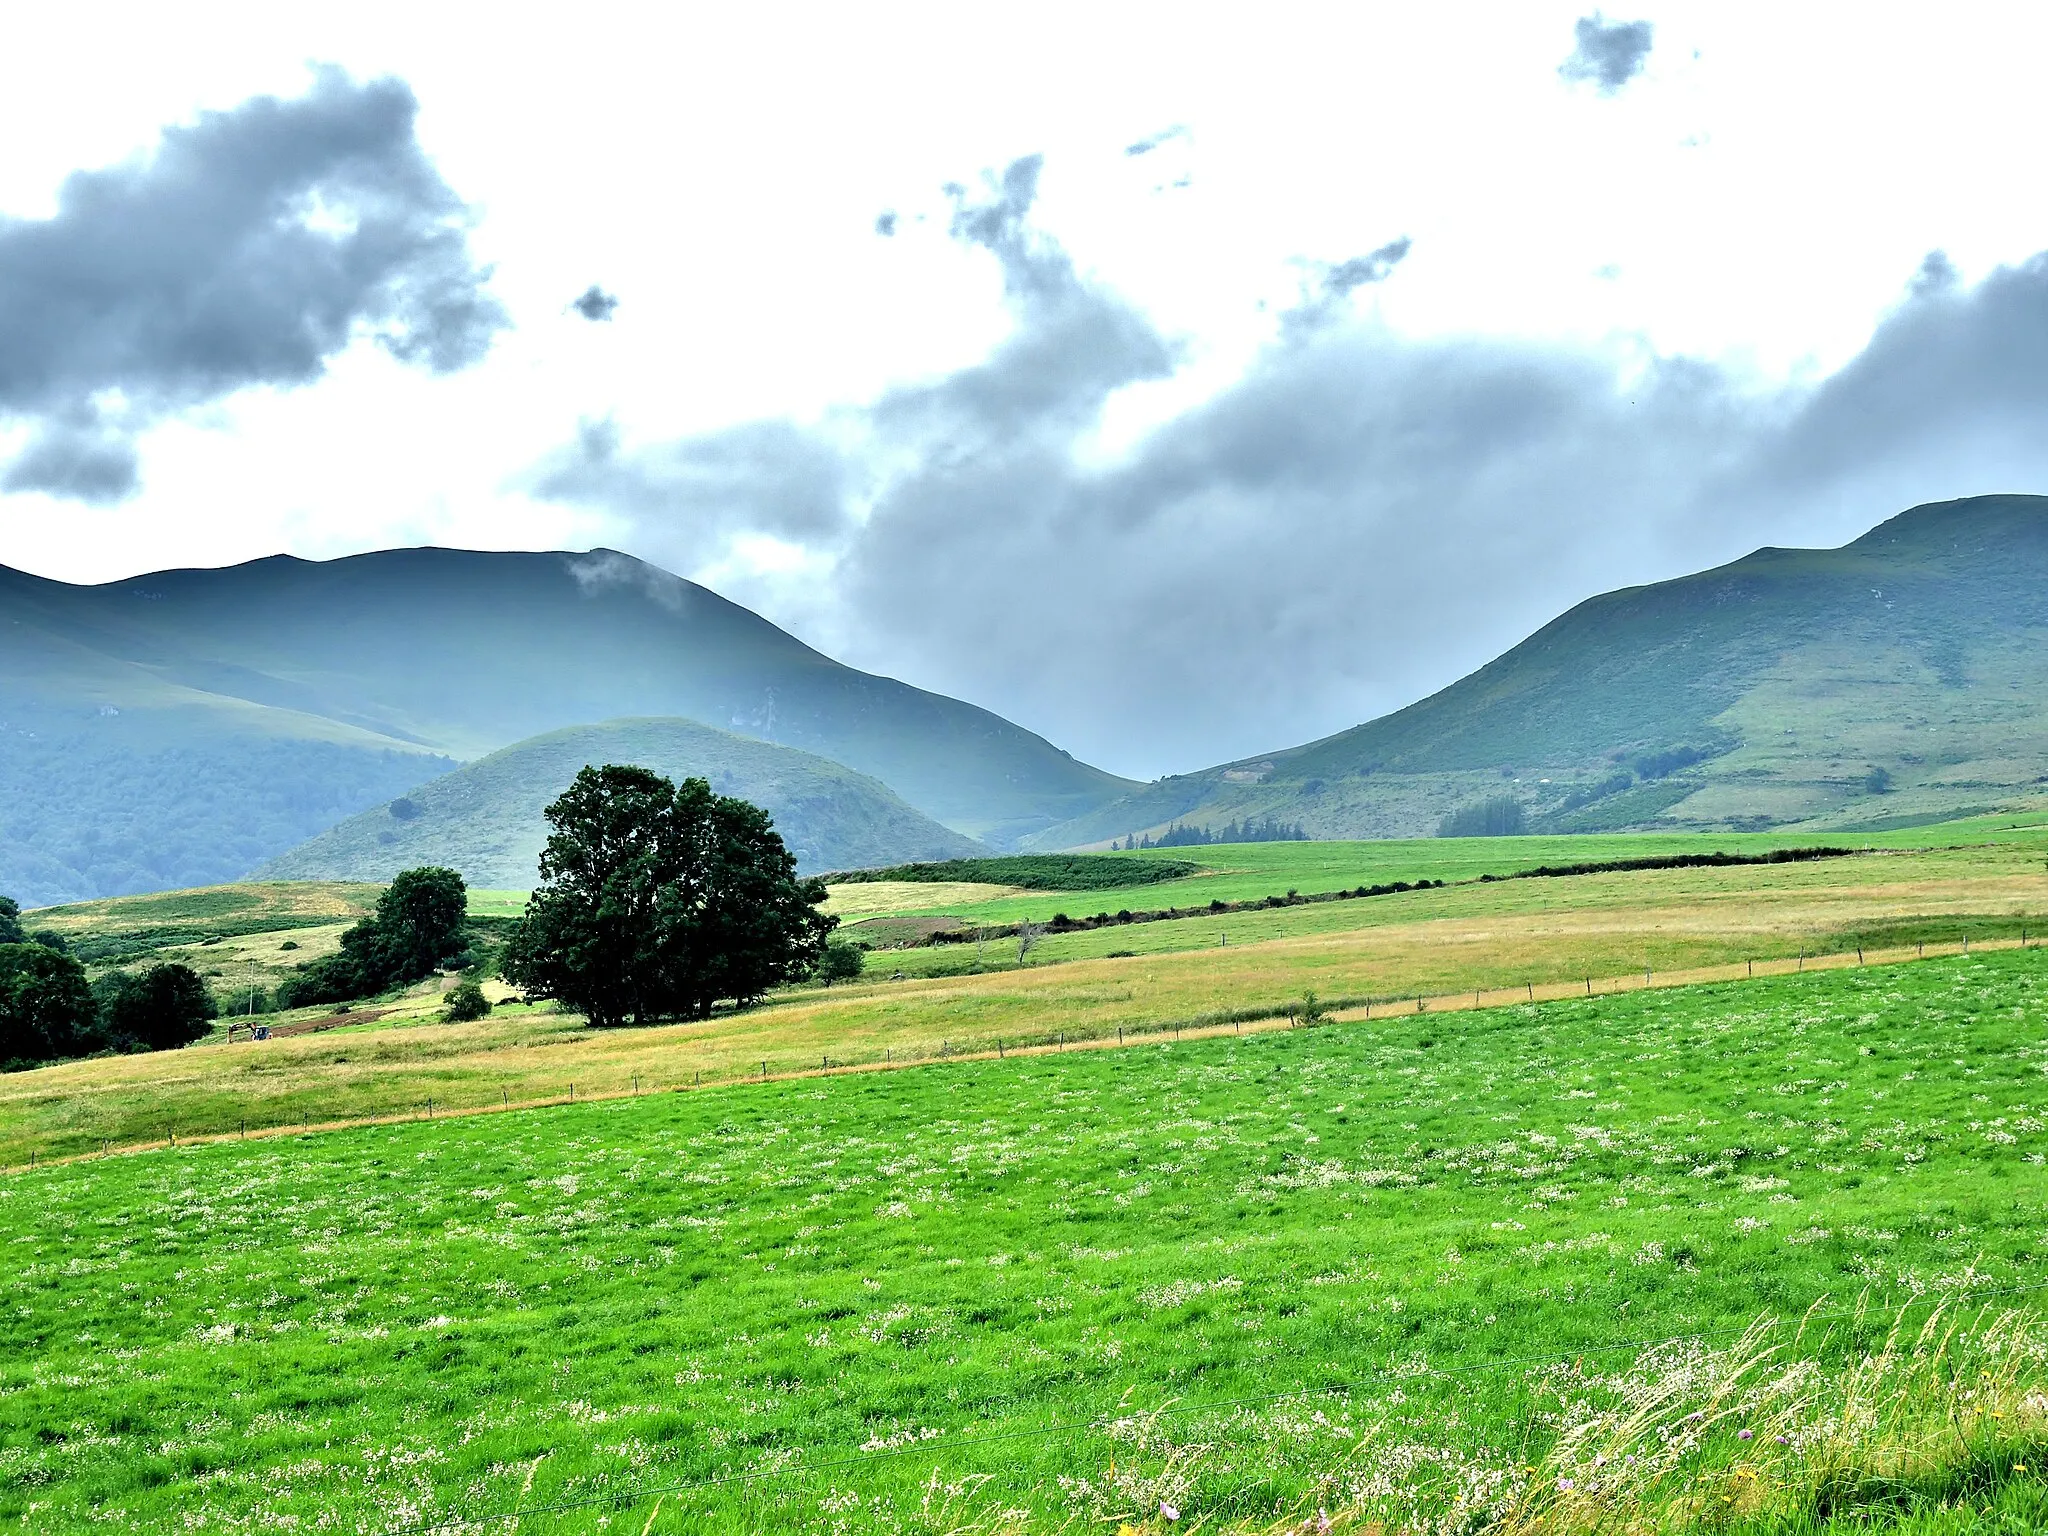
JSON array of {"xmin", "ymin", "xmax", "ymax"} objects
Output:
[{"xmin": 1254, "ymin": 1301, "xmax": 2048, "ymax": 1535}]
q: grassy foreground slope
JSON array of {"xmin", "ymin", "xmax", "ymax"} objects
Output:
[
  {"xmin": 1035, "ymin": 495, "xmax": 2048, "ymax": 847},
  {"xmin": 2, "ymin": 952, "xmax": 2045, "ymax": 1532},
  {"xmin": 254, "ymin": 717, "xmax": 986, "ymax": 884}
]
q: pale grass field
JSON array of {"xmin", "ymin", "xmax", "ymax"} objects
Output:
[
  {"xmin": 820, "ymin": 879, "xmax": 1023, "ymax": 917},
  {"xmin": 7, "ymin": 842, "xmax": 2048, "ymax": 1165},
  {"xmin": 23, "ymin": 881, "xmax": 375, "ymax": 935}
]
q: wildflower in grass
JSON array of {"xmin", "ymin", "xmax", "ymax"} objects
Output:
[{"xmin": 1159, "ymin": 1499, "xmax": 1180, "ymax": 1520}]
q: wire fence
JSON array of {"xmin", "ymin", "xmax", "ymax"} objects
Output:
[{"xmin": 7, "ymin": 929, "xmax": 2046, "ymax": 1173}]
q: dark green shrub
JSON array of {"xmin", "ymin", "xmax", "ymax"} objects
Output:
[
  {"xmin": 276, "ymin": 953, "xmax": 370, "ymax": 1009},
  {"xmin": 442, "ymin": 981, "xmax": 491, "ymax": 1022},
  {"xmin": 827, "ymin": 855, "xmax": 1201, "ymax": 890},
  {"xmin": 813, "ymin": 939, "xmax": 867, "ymax": 986}
]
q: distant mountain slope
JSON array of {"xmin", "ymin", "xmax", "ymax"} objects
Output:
[
  {"xmin": 0, "ymin": 546, "xmax": 1132, "ymax": 902},
  {"xmin": 1036, "ymin": 495, "xmax": 2048, "ymax": 847},
  {"xmin": 254, "ymin": 717, "xmax": 987, "ymax": 887}
]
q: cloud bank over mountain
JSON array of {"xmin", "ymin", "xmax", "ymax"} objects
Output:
[
  {"xmin": 0, "ymin": 68, "xmax": 504, "ymax": 502},
  {"xmin": 531, "ymin": 154, "xmax": 2048, "ymax": 780}
]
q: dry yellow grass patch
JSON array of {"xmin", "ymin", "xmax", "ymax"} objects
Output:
[{"xmin": 822, "ymin": 880, "xmax": 1025, "ymax": 917}]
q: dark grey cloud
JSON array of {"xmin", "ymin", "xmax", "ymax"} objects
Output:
[
  {"xmin": 531, "ymin": 157, "xmax": 2048, "ymax": 779},
  {"xmin": 0, "ymin": 410, "xmax": 139, "ymax": 502},
  {"xmin": 1560, "ymin": 14, "xmax": 1654, "ymax": 93},
  {"xmin": 0, "ymin": 67, "xmax": 505, "ymax": 503},
  {"xmin": 570, "ymin": 285, "xmax": 619, "ymax": 321},
  {"xmin": 874, "ymin": 210, "xmax": 898, "ymax": 237}
]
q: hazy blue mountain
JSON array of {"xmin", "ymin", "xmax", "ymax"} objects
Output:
[
  {"xmin": 0, "ymin": 547, "xmax": 1132, "ymax": 905},
  {"xmin": 255, "ymin": 717, "xmax": 986, "ymax": 887},
  {"xmin": 1035, "ymin": 495, "xmax": 2048, "ymax": 847}
]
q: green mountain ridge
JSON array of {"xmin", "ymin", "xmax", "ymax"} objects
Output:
[
  {"xmin": 0, "ymin": 547, "xmax": 1132, "ymax": 905},
  {"xmin": 254, "ymin": 718, "xmax": 986, "ymax": 886},
  {"xmin": 1034, "ymin": 494, "xmax": 2048, "ymax": 847}
]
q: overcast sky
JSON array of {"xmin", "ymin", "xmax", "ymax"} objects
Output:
[{"xmin": 7, "ymin": 4, "xmax": 2048, "ymax": 778}]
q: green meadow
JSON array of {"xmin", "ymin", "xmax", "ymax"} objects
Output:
[
  {"xmin": 4, "ymin": 948, "xmax": 2046, "ymax": 1532},
  {"xmin": 13, "ymin": 818, "xmax": 2048, "ymax": 1165},
  {"xmin": 829, "ymin": 813, "xmax": 2048, "ymax": 932}
]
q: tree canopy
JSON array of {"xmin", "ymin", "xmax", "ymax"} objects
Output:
[
  {"xmin": 0, "ymin": 943, "xmax": 99, "ymax": 1066},
  {"xmin": 95, "ymin": 964, "xmax": 219, "ymax": 1051},
  {"xmin": 503, "ymin": 765, "xmax": 834, "ymax": 1027},
  {"xmin": 276, "ymin": 866, "xmax": 469, "ymax": 1008}
]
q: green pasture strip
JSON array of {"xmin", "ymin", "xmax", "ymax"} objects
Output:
[
  {"xmin": 875, "ymin": 839, "xmax": 2048, "ymax": 977},
  {"xmin": 822, "ymin": 854, "xmax": 1203, "ymax": 889},
  {"xmin": 465, "ymin": 888, "xmax": 532, "ymax": 918},
  {"xmin": 839, "ymin": 819, "xmax": 2048, "ymax": 925},
  {"xmin": 875, "ymin": 847, "xmax": 1853, "ymax": 954},
  {"xmin": 2, "ymin": 951, "xmax": 2044, "ymax": 1532}
]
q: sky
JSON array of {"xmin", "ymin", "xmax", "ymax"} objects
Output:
[{"xmin": 7, "ymin": 4, "xmax": 2048, "ymax": 779}]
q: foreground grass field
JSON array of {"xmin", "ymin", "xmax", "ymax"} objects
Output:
[{"xmin": 2, "ymin": 949, "xmax": 2045, "ymax": 1532}]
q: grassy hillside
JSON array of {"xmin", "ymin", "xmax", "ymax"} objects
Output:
[
  {"xmin": 0, "ymin": 547, "xmax": 1133, "ymax": 902},
  {"xmin": 252, "ymin": 717, "xmax": 985, "ymax": 885},
  {"xmin": 2, "ymin": 950, "xmax": 2043, "ymax": 1531},
  {"xmin": 0, "ymin": 701, "xmax": 450, "ymax": 908},
  {"xmin": 1035, "ymin": 494, "xmax": 2048, "ymax": 847},
  {"xmin": 13, "ymin": 813, "xmax": 2048, "ymax": 1160},
  {"xmin": 832, "ymin": 811, "xmax": 2048, "ymax": 929}
]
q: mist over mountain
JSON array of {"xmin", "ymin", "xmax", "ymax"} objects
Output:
[
  {"xmin": 255, "ymin": 717, "xmax": 985, "ymax": 887},
  {"xmin": 0, "ymin": 546, "xmax": 1131, "ymax": 905},
  {"xmin": 1038, "ymin": 495, "xmax": 2048, "ymax": 848}
]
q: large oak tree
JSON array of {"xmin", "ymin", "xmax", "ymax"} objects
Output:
[{"xmin": 503, "ymin": 765, "xmax": 834, "ymax": 1026}]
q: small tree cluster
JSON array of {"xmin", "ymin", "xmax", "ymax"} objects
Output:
[
  {"xmin": 502, "ymin": 765, "xmax": 834, "ymax": 1027},
  {"xmin": 1436, "ymin": 796, "xmax": 1527, "ymax": 838},
  {"xmin": 0, "ymin": 895, "xmax": 71, "ymax": 954},
  {"xmin": 1116, "ymin": 817, "xmax": 1307, "ymax": 850},
  {"xmin": 1, "ymin": 903, "xmax": 216, "ymax": 1068},
  {"xmin": 276, "ymin": 867, "xmax": 470, "ymax": 1008}
]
